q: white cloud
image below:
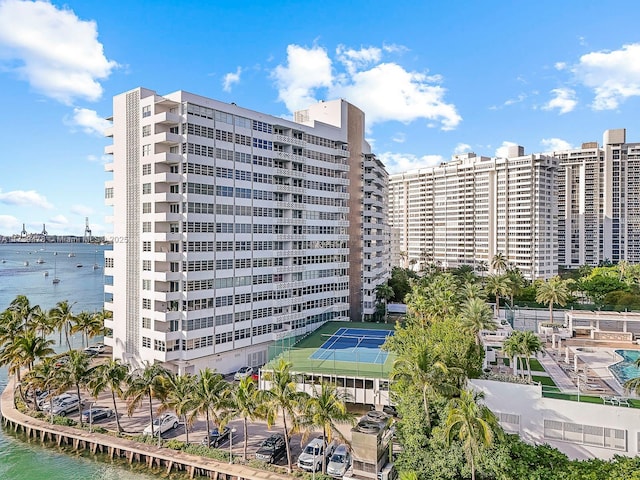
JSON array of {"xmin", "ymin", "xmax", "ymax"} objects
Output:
[
  {"xmin": 0, "ymin": 214, "xmax": 20, "ymax": 232},
  {"xmin": 541, "ymin": 138, "xmax": 573, "ymax": 152},
  {"xmin": 495, "ymin": 141, "xmax": 519, "ymax": 158},
  {"xmin": 48, "ymin": 214, "xmax": 69, "ymax": 226},
  {"xmin": 272, "ymin": 44, "xmax": 461, "ymax": 130},
  {"xmin": 573, "ymin": 43, "xmax": 640, "ymax": 110},
  {"xmin": 67, "ymin": 107, "xmax": 111, "ymax": 135},
  {"xmin": 222, "ymin": 67, "xmax": 242, "ymax": 92},
  {"xmin": 378, "ymin": 152, "xmax": 445, "ymax": 174},
  {"xmin": 272, "ymin": 44, "xmax": 333, "ymax": 112},
  {"xmin": 453, "ymin": 143, "xmax": 472, "ymax": 155},
  {"xmin": 504, "ymin": 93, "xmax": 527, "ymax": 106},
  {"xmin": 0, "ymin": 0, "xmax": 118, "ymax": 104},
  {"xmin": 555, "ymin": 62, "xmax": 567, "ymax": 71},
  {"xmin": 70, "ymin": 204, "xmax": 94, "ymax": 216},
  {"xmin": 336, "ymin": 45, "xmax": 382, "ymax": 74},
  {"xmin": 0, "ymin": 188, "xmax": 53, "ymax": 209},
  {"xmin": 543, "ymin": 88, "xmax": 577, "ymax": 114},
  {"xmin": 391, "ymin": 132, "xmax": 406, "ymax": 144}
]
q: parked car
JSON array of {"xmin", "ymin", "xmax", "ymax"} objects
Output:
[
  {"xmin": 201, "ymin": 426, "xmax": 231, "ymax": 447},
  {"xmin": 327, "ymin": 444, "xmax": 351, "ymax": 478},
  {"xmin": 143, "ymin": 413, "xmax": 179, "ymax": 436},
  {"xmin": 255, "ymin": 433, "xmax": 287, "ymax": 463},
  {"xmin": 54, "ymin": 356, "xmax": 69, "ymax": 369},
  {"xmin": 83, "ymin": 347, "xmax": 99, "ymax": 357},
  {"xmin": 81, "ymin": 406, "xmax": 114, "ymax": 423},
  {"xmin": 89, "ymin": 343, "xmax": 106, "ymax": 353},
  {"xmin": 233, "ymin": 366, "xmax": 253, "ymax": 381},
  {"xmin": 298, "ymin": 437, "xmax": 336, "ymax": 472},
  {"xmin": 40, "ymin": 392, "xmax": 75, "ymax": 409},
  {"xmin": 42, "ymin": 394, "xmax": 84, "ymax": 416}
]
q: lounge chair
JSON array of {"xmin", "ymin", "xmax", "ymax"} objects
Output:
[
  {"xmin": 600, "ymin": 395, "xmax": 618, "ymax": 405},
  {"xmin": 616, "ymin": 397, "xmax": 630, "ymax": 407}
]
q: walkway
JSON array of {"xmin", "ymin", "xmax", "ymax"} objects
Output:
[{"xmin": 538, "ymin": 351, "xmax": 577, "ymax": 392}]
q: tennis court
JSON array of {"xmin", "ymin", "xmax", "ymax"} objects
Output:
[{"xmin": 309, "ymin": 327, "xmax": 393, "ymax": 364}]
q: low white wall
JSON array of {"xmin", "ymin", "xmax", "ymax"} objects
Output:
[{"xmin": 470, "ymin": 379, "xmax": 640, "ymax": 460}]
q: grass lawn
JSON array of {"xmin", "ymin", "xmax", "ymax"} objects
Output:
[
  {"xmin": 528, "ymin": 358, "xmax": 546, "ymax": 372},
  {"xmin": 265, "ymin": 321, "xmax": 396, "ymax": 378},
  {"xmin": 532, "ymin": 375, "xmax": 556, "ymax": 387}
]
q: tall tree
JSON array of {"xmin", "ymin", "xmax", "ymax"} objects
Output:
[
  {"xmin": 12, "ymin": 329, "xmax": 55, "ymax": 373},
  {"xmin": 490, "ymin": 253, "xmax": 508, "ymax": 274},
  {"xmin": 58, "ymin": 350, "xmax": 91, "ymax": 426},
  {"xmin": 445, "ymin": 389, "xmax": 501, "ymax": 480},
  {"xmin": 25, "ymin": 357, "xmax": 62, "ymax": 421},
  {"xmin": 71, "ymin": 311, "xmax": 103, "ymax": 348},
  {"xmin": 229, "ymin": 376, "xmax": 264, "ymax": 461},
  {"xmin": 535, "ymin": 276, "xmax": 572, "ymax": 324},
  {"xmin": 518, "ymin": 331, "xmax": 543, "ymax": 382},
  {"xmin": 375, "ymin": 283, "xmax": 395, "ymax": 323},
  {"xmin": 162, "ymin": 372, "xmax": 197, "ymax": 444},
  {"xmin": 49, "ymin": 300, "xmax": 77, "ymax": 350},
  {"xmin": 459, "ymin": 298, "xmax": 496, "ymax": 346},
  {"xmin": 125, "ymin": 362, "xmax": 171, "ymax": 437},
  {"xmin": 261, "ymin": 358, "xmax": 306, "ymax": 474},
  {"xmin": 192, "ymin": 368, "xmax": 230, "ymax": 441},
  {"xmin": 502, "ymin": 333, "xmax": 525, "ymax": 378},
  {"xmin": 88, "ymin": 359, "xmax": 128, "ymax": 433},
  {"xmin": 299, "ymin": 382, "xmax": 356, "ymax": 474},
  {"xmin": 484, "ymin": 274, "xmax": 510, "ymax": 320}
]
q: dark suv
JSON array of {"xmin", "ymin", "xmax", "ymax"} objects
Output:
[{"xmin": 255, "ymin": 433, "xmax": 287, "ymax": 463}]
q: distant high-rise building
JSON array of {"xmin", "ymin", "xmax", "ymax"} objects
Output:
[
  {"xmin": 389, "ymin": 151, "xmax": 558, "ymax": 279},
  {"xmin": 554, "ymin": 128, "xmax": 640, "ymax": 268},
  {"xmin": 103, "ymin": 88, "xmax": 389, "ymax": 374}
]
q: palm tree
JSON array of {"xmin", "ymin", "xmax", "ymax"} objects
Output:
[
  {"xmin": 58, "ymin": 349, "xmax": 91, "ymax": 426},
  {"xmin": 623, "ymin": 357, "xmax": 640, "ymax": 396},
  {"xmin": 25, "ymin": 357, "xmax": 62, "ymax": 420},
  {"xmin": 229, "ymin": 376, "xmax": 263, "ymax": 461},
  {"xmin": 30, "ymin": 306, "xmax": 53, "ymax": 339},
  {"xmin": 125, "ymin": 362, "xmax": 171, "ymax": 437},
  {"xmin": 71, "ymin": 311, "xmax": 103, "ymax": 348},
  {"xmin": 535, "ymin": 276, "xmax": 572, "ymax": 324},
  {"xmin": 192, "ymin": 368, "xmax": 230, "ymax": 442},
  {"xmin": 484, "ymin": 274, "xmax": 510, "ymax": 320},
  {"xmin": 375, "ymin": 283, "xmax": 395, "ymax": 323},
  {"xmin": 460, "ymin": 298, "xmax": 496, "ymax": 345},
  {"xmin": 299, "ymin": 382, "xmax": 356, "ymax": 474},
  {"xmin": 490, "ymin": 253, "xmax": 508, "ymax": 274},
  {"xmin": 88, "ymin": 359, "xmax": 128, "ymax": 433},
  {"xmin": 445, "ymin": 389, "xmax": 501, "ymax": 480},
  {"xmin": 519, "ymin": 331, "xmax": 543, "ymax": 382},
  {"xmin": 49, "ymin": 300, "xmax": 77, "ymax": 350},
  {"xmin": 505, "ymin": 267, "xmax": 525, "ymax": 308},
  {"xmin": 12, "ymin": 329, "xmax": 55, "ymax": 373},
  {"xmin": 502, "ymin": 333, "xmax": 524, "ymax": 377},
  {"xmin": 162, "ymin": 372, "xmax": 197, "ymax": 443},
  {"xmin": 261, "ymin": 358, "xmax": 306, "ymax": 473},
  {"xmin": 392, "ymin": 351, "xmax": 461, "ymax": 427}
]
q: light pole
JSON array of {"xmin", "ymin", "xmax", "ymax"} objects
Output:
[{"xmin": 229, "ymin": 427, "xmax": 237, "ymax": 464}]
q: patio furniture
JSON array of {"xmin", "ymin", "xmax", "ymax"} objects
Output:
[
  {"xmin": 616, "ymin": 397, "xmax": 630, "ymax": 407},
  {"xmin": 600, "ymin": 395, "xmax": 619, "ymax": 405}
]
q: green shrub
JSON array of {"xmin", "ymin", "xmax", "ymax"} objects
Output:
[
  {"xmin": 164, "ymin": 439, "xmax": 185, "ymax": 450},
  {"xmin": 52, "ymin": 416, "xmax": 77, "ymax": 427}
]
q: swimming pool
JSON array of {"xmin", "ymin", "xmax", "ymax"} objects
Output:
[{"xmin": 609, "ymin": 349, "xmax": 640, "ymax": 385}]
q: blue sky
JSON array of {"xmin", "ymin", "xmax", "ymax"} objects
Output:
[{"xmin": 1, "ymin": 0, "xmax": 640, "ymax": 235}]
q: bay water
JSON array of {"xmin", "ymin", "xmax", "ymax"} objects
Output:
[{"xmin": 0, "ymin": 243, "xmax": 158, "ymax": 480}]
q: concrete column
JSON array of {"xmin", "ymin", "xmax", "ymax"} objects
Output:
[{"xmin": 565, "ymin": 346, "xmax": 570, "ymax": 364}]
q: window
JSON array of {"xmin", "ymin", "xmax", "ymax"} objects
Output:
[
  {"xmin": 142, "ymin": 221, "xmax": 151, "ymax": 233},
  {"xmin": 142, "ymin": 125, "xmax": 151, "ymax": 137},
  {"xmin": 142, "ymin": 144, "xmax": 151, "ymax": 156},
  {"xmin": 141, "ymin": 317, "xmax": 151, "ymax": 329},
  {"xmin": 142, "ymin": 241, "xmax": 151, "ymax": 252},
  {"xmin": 142, "ymin": 164, "xmax": 152, "ymax": 175},
  {"xmin": 142, "ymin": 279, "xmax": 151, "ymax": 290},
  {"xmin": 142, "ymin": 298, "xmax": 151, "ymax": 309},
  {"xmin": 142, "ymin": 260, "xmax": 151, "ymax": 271},
  {"xmin": 142, "ymin": 202, "xmax": 152, "ymax": 214},
  {"xmin": 142, "ymin": 106, "xmax": 151, "ymax": 118},
  {"xmin": 142, "ymin": 183, "xmax": 151, "ymax": 194},
  {"xmin": 142, "ymin": 337, "xmax": 151, "ymax": 348},
  {"xmin": 170, "ymin": 203, "xmax": 180, "ymax": 213},
  {"xmin": 104, "ymin": 187, "xmax": 113, "ymax": 199}
]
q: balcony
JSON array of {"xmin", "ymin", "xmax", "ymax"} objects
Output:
[
  {"xmin": 274, "ymin": 134, "xmax": 306, "ymax": 147},
  {"xmin": 152, "ymin": 111, "xmax": 181, "ymax": 125},
  {"xmin": 104, "ymin": 162, "xmax": 114, "ymax": 172},
  {"xmin": 152, "ymin": 152, "xmax": 182, "ymax": 164},
  {"xmin": 104, "ymin": 144, "xmax": 114, "ymax": 155},
  {"xmin": 104, "ymin": 126, "xmax": 114, "ymax": 138},
  {"xmin": 153, "ymin": 131, "xmax": 181, "ymax": 145}
]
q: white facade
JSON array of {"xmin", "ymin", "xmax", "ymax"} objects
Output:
[
  {"xmin": 103, "ymin": 88, "xmax": 389, "ymax": 374},
  {"xmin": 555, "ymin": 129, "xmax": 640, "ymax": 268},
  {"xmin": 389, "ymin": 151, "xmax": 558, "ymax": 280}
]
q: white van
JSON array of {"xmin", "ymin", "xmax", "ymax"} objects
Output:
[
  {"xmin": 297, "ymin": 437, "xmax": 336, "ymax": 472},
  {"xmin": 327, "ymin": 444, "xmax": 351, "ymax": 478}
]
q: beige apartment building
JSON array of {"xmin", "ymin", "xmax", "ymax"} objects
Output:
[
  {"xmin": 389, "ymin": 147, "xmax": 558, "ymax": 279},
  {"xmin": 103, "ymin": 88, "xmax": 389, "ymax": 374}
]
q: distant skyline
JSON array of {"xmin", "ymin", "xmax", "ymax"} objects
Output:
[{"xmin": 1, "ymin": 0, "xmax": 640, "ymax": 235}]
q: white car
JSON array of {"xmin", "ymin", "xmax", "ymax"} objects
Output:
[
  {"xmin": 143, "ymin": 413, "xmax": 179, "ymax": 436},
  {"xmin": 233, "ymin": 366, "xmax": 253, "ymax": 381},
  {"xmin": 298, "ymin": 437, "xmax": 336, "ymax": 472},
  {"xmin": 42, "ymin": 394, "xmax": 84, "ymax": 417},
  {"xmin": 327, "ymin": 444, "xmax": 351, "ymax": 478}
]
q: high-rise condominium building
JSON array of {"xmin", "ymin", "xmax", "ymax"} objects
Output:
[
  {"xmin": 389, "ymin": 148, "xmax": 557, "ymax": 279},
  {"xmin": 555, "ymin": 128, "xmax": 640, "ymax": 268},
  {"xmin": 103, "ymin": 88, "xmax": 389, "ymax": 374}
]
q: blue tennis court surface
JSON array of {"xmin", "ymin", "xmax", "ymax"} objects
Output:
[{"xmin": 309, "ymin": 327, "xmax": 394, "ymax": 364}]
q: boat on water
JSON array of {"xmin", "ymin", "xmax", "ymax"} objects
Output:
[
  {"xmin": 53, "ymin": 251, "xmax": 58, "ymax": 256},
  {"xmin": 52, "ymin": 259, "xmax": 60, "ymax": 284},
  {"xmin": 68, "ymin": 252, "xmax": 76, "ymax": 258},
  {"xmin": 43, "ymin": 271, "xmax": 49, "ymax": 277},
  {"xmin": 76, "ymin": 264, "xmax": 83, "ymax": 268},
  {"xmin": 36, "ymin": 258, "xmax": 45, "ymax": 264},
  {"xmin": 24, "ymin": 261, "xmax": 29, "ymax": 266}
]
